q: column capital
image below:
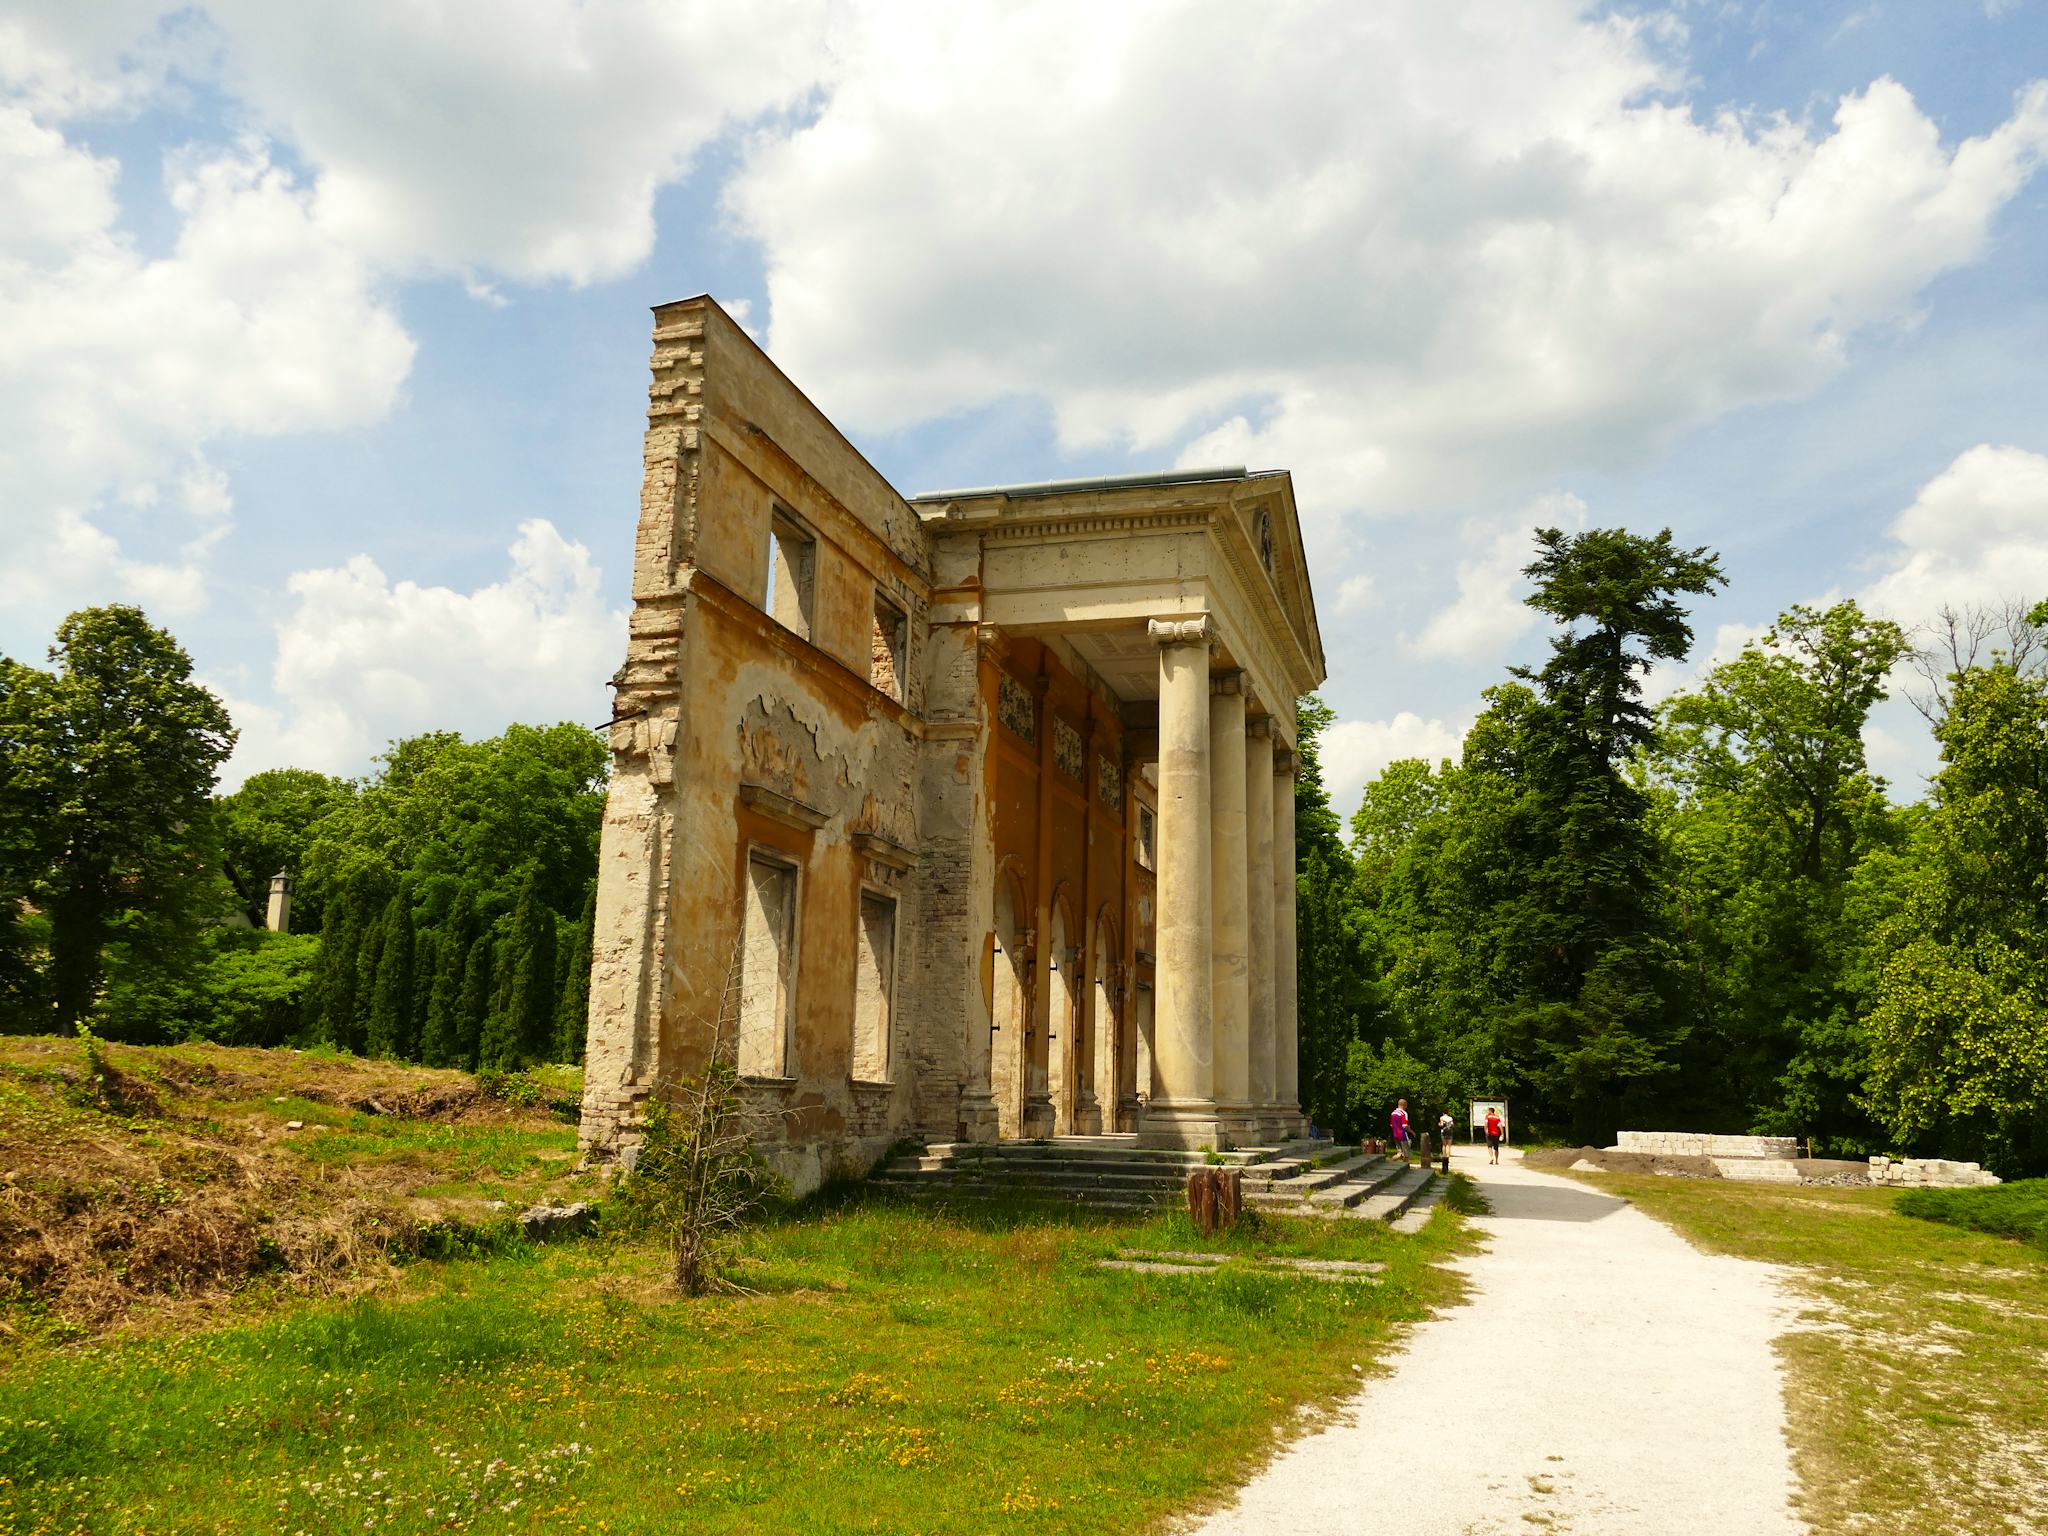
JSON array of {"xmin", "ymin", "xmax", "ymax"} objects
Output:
[
  {"xmin": 1247, "ymin": 717, "xmax": 1271, "ymax": 740},
  {"xmin": 1147, "ymin": 615, "xmax": 1211, "ymax": 648},
  {"xmin": 1273, "ymin": 747, "xmax": 1296, "ymax": 775},
  {"xmin": 1209, "ymin": 669, "xmax": 1246, "ymax": 697}
]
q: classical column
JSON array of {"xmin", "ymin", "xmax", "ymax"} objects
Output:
[
  {"xmin": 1244, "ymin": 720, "xmax": 1277, "ymax": 1139},
  {"xmin": 1209, "ymin": 671, "xmax": 1253, "ymax": 1144},
  {"xmin": 1273, "ymin": 749, "xmax": 1303, "ymax": 1134},
  {"xmin": 1140, "ymin": 616, "xmax": 1220, "ymax": 1148}
]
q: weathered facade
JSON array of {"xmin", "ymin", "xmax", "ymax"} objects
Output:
[{"xmin": 580, "ymin": 297, "xmax": 1326, "ymax": 1189}]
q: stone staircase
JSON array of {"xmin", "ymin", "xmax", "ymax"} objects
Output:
[{"xmin": 870, "ymin": 1134, "xmax": 1439, "ymax": 1225}]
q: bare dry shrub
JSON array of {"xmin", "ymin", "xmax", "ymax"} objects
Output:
[{"xmin": 614, "ymin": 931, "xmax": 783, "ymax": 1295}]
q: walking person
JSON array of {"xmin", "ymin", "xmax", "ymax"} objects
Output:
[
  {"xmin": 1485, "ymin": 1105, "xmax": 1504, "ymax": 1165},
  {"xmin": 1389, "ymin": 1099, "xmax": 1410, "ymax": 1161},
  {"xmin": 1436, "ymin": 1110, "xmax": 1455, "ymax": 1172}
]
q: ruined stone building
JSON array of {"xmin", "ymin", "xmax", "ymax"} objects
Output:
[{"xmin": 579, "ymin": 297, "xmax": 1327, "ymax": 1189}]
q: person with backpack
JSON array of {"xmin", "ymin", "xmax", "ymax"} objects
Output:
[
  {"xmin": 1485, "ymin": 1106, "xmax": 1505, "ymax": 1165},
  {"xmin": 1390, "ymin": 1099, "xmax": 1411, "ymax": 1160}
]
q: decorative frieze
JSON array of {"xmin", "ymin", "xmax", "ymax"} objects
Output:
[
  {"xmin": 1096, "ymin": 752, "xmax": 1123, "ymax": 812},
  {"xmin": 997, "ymin": 673, "xmax": 1036, "ymax": 742},
  {"xmin": 1053, "ymin": 717, "xmax": 1084, "ymax": 781}
]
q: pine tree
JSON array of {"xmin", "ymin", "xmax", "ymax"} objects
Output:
[
  {"xmin": 508, "ymin": 876, "xmax": 559, "ymax": 1066},
  {"xmin": 349, "ymin": 910, "xmax": 384, "ymax": 1055},
  {"xmin": 302, "ymin": 885, "xmax": 362, "ymax": 1045},
  {"xmin": 420, "ymin": 888, "xmax": 476, "ymax": 1067},
  {"xmin": 365, "ymin": 890, "xmax": 415, "ymax": 1059},
  {"xmin": 410, "ymin": 929, "xmax": 438, "ymax": 1063},
  {"xmin": 456, "ymin": 927, "xmax": 496, "ymax": 1070},
  {"xmin": 555, "ymin": 881, "xmax": 595, "ymax": 1064},
  {"xmin": 478, "ymin": 922, "xmax": 520, "ymax": 1070}
]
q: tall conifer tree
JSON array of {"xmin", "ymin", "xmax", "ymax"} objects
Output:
[
  {"xmin": 456, "ymin": 927, "xmax": 496, "ymax": 1070},
  {"xmin": 365, "ymin": 890, "xmax": 415, "ymax": 1059},
  {"xmin": 421, "ymin": 888, "xmax": 477, "ymax": 1067},
  {"xmin": 507, "ymin": 876, "xmax": 558, "ymax": 1065},
  {"xmin": 555, "ymin": 882, "xmax": 596, "ymax": 1063},
  {"xmin": 349, "ymin": 910, "xmax": 384, "ymax": 1055}
]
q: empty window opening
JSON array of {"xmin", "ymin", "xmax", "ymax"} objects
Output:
[
  {"xmin": 738, "ymin": 852, "xmax": 798, "ymax": 1077},
  {"xmin": 853, "ymin": 891, "xmax": 896, "ymax": 1081},
  {"xmin": 765, "ymin": 513, "xmax": 815, "ymax": 639},
  {"xmin": 1136, "ymin": 805, "xmax": 1156, "ymax": 871},
  {"xmin": 870, "ymin": 592, "xmax": 907, "ymax": 701}
]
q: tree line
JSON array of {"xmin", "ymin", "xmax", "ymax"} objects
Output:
[
  {"xmin": 1291, "ymin": 529, "xmax": 2048, "ymax": 1178},
  {"xmin": 0, "ymin": 606, "xmax": 603, "ymax": 1071}
]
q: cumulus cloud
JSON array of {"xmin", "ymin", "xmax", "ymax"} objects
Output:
[
  {"xmin": 1408, "ymin": 493, "xmax": 1588, "ymax": 663},
  {"xmin": 0, "ymin": 118, "xmax": 413, "ymax": 626},
  {"xmin": 1319, "ymin": 710, "xmax": 1475, "ymax": 818},
  {"xmin": 200, "ymin": 0, "xmax": 824, "ymax": 285},
  {"xmin": 217, "ymin": 520, "xmax": 626, "ymax": 786},
  {"xmin": 0, "ymin": 1, "xmax": 815, "ymax": 641},
  {"xmin": 1860, "ymin": 444, "xmax": 2048, "ymax": 624},
  {"xmin": 730, "ymin": 3, "xmax": 2048, "ymax": 529}
]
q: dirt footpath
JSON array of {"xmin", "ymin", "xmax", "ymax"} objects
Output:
[{"xmin": 1190, "ymin": 1147, "xmax": 1806, "ymax": 1535}]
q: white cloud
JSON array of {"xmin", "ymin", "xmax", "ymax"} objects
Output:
[
  {"xmin": 1861, "ymin": 444, "xmax": 2048, "ymax": 624},
  {"xmin": 730, "ymin": 4, "xmax": 2048, "ymax": 530},
  {"xmin": 1642, "ymin": 618, "xmax": 1772, "ymax": 708},
  {"xmin": 0, "ymin": 120, "xmax": 413, "ymax": 626},
  {"xmin": 1334, "ymin": 572, "xmax": 1377, "ymax": 615},
  {"xmin": 1, "ymin": 1, "xmax": 818, "ymax": 642},
  {"xmin": 1320, "ymin": 710, "xmax": 1474, "ymax": 816},
  {"xmin": 198, "ymin": 0, "xmax": 824, "ymax": 285},
  {"xmin": 1408, "ymin": 492, "xmax": 1587, "ymax": 663},
  {"xmin": 217, "ymin": 519, "xmax": 626, "ymax": 786}
]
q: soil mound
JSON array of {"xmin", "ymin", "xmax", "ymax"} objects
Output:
[{"xmin": 0, "ymin": 1038, "xmax": 588, "ymax": 1341}]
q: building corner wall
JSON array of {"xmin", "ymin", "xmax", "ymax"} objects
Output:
[{"xmin": 578, "ymin": 304, "xmax": 704, "ymax": 1160}]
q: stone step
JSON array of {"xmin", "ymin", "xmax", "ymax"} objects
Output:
[
  {"xmin": 1307, "ymin": 1157, "xmax": 1411, "ymax": 1207},
  {"xmin": 1243, "ymin": 1150, "xmax": 1381, "ymax": 1193},
  {"xmin": 1353, "ymin": 1165, "xmax": 1437, "ymax": 1223},
  {"xmin": 920, "ymin": 1142, "xmax": 1263, "ymax": 1166},
  {"xmin": 1390, "ymin": 1175, "xmax": 1447, "ymax": 1235}
]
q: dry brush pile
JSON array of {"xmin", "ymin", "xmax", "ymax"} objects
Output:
[{"xmin": 0, "ymin": 1036, "xmax": 587, "ymax": 1339}]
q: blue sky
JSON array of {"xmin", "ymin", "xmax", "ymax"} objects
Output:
[{"xmin": 2, "ymin": 1, "xmax": 2045, "ymax": 816}]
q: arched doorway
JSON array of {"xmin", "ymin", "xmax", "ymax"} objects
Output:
[{"xmin": 990, "ymin": 872, "xmax": 1030, "ymax": 1139}]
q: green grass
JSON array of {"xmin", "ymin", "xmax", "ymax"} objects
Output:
[
  {"xmin": 1896, "ymin": 1178, "xmax": 2048, "ymax": 1251},
  {"xmin": 1564, "ymin": 1171, "xmax": 2048, "ymax": 1536},
  {"xmin": 0, "ymin": 1193, "xmax": 1473, "ymax": 1535}
]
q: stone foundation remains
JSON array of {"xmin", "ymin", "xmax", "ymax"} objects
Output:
[
  {"xmin": 1614, "ymin": 1131, "xmax": 1799, "ymax": 1160},
  {"xmin": 1867, "ymin": 1156, "xmax": 2001, "ymax": 1188}
]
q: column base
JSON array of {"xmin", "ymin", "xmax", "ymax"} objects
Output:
[
  {"xmin": 1216, "ymin": 1102, "xmax": 1266, "ymax": 1146},
  {"xmin": 1139, "ymin": 1099, "xmax": 1230, "ymax": 1150},
  {"xmin": 1021, "ymin": 1095, "xmax": 1057, "ymax": 1140},
  {"xmin": 1072, "ymin": 1094, "xmax": 1104, "ymax": 1136},
  {"xmin": 1116, "ymin": 1094, "xmax": 1145, "ymax": 1136},
  {"xmin": 957, "ymin": 1092, "xmax": 1000, "ymax": 1144}
]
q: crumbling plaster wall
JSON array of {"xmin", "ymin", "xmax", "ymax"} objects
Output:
[{"xmin": 580, "ymin": 298, "xmax": 934, "ymax": 1190}]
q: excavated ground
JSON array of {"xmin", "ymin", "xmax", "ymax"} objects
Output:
[{"xmin": 0, "ymin": 1037, "xmax": 589, "ymax": 1341}]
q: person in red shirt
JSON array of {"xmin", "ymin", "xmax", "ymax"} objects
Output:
[
  {"xmin": 1484, "ymin": 1107, "xmax": 1504, "ymax": 1164},
  {"xmin": 1389, "ymin": 1099, "xmax": 1411, "ymax": 1160}
]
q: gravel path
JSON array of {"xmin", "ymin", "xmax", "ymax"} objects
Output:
[{"xmin": 1190, "ymin": 1146, "xmax": 1806, "ymax": 1535}]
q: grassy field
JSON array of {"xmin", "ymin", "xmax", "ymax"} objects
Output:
[
  {"xmin": 1, "ymin": 1193, "xmax": 1473, "ymax": 1535},
  {"xmin": 1567, "ymin": 1170, "xmax": 2048, "ymax": 1536},
  {"xmin": 1, "ymin": 1039, "xmax": 1479, "ymax": 1535}
]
